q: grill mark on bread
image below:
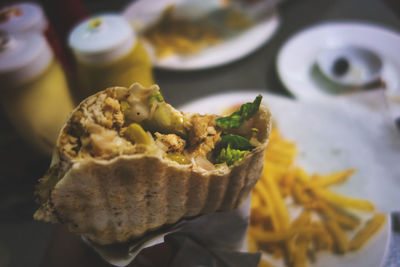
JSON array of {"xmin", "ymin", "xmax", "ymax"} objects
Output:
[
  {"xmin": 144, "ymin": 159, "xmax": 150, "ymax": 231},
  {"xmin": 95, "ymin": 166, "xmax": 115, "ymax": 243},
  {"xmin": 84, "ymin": 167, "xmax": 103, "ymax": 238},
  {"xmin": 130, "ymin": 160, "xmax": 148, "ymax": 236},
  {"xmin": 201, "ymin": 174, "xmax": 230, "ymax": 214},
  {"xmin": 183, "ymin": 169, "xmax": 190, "ymax": 217},
  {"xmin": 110, "ymin": 161, "xmax": 130, "ymax": 242},
  {"xmin": 117, "ymin": 160, "xmax": 138, "ymax": 240},
  {"xmin": 235, "ymin": 148, "xmax": 265, "ymax": 208},
  {"xmin": 146, "ymin": 158, "xmax": 168, "ymax": 229},
  {"xmin": 185, "ymin": 171, "xmax": 208, "ymax": 216},
  {"xmin": 219, "ymin": 158, "xmax": 249, "ymax": 211},
  {"xmin": 166, "ymin": 167, "xmax": 188, "ymax": 224}
]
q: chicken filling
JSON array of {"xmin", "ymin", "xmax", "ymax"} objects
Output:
[{"xmin": 59, "ymin": 84, "xmax": 262, "ymax": 170}]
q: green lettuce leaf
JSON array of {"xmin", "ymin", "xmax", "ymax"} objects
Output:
[
  {"xmin": 217, "ymin": 134, "xmax": 254, "ymax": 151},
  {"xmin": 215, "ymin": 144, "xmax": 249, "ymax": 166},
  {"xmin": 214, "ymin": 134, "xmax": 254, "ymax": 166},
  {"xmin": 215, "ymin": 95, "xmax": 262, "ymax": 129}
]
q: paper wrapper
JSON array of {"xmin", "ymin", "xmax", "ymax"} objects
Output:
[{"xmin": 83, "ymin": 197, "xmax": 260, "ymax": 267}]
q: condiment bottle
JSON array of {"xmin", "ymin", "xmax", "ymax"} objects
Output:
[
  {"xmin": 0, "ymin": 32, "xmax": 74, "ymax": 155},
  {"xmin": 69, "ymin": 14, "xmax": 154, "ymax": 101},
  {"xmin": 0, "ymin": 2, "xmax": 46, "ymax": 33},
  {"xmin": 0, "ymin": 2, "xmax": 72, "ymax": 74}
]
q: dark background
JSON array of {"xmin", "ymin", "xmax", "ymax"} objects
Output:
[{"xmin": 0, "ymin": 0, "xmax": 399, "ymax": 266}]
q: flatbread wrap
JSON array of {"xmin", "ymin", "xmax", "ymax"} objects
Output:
[{"xmin": 34, "ymin": 83, "xmax": 271, "ymax": 245}]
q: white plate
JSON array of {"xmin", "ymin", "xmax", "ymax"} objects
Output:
[
  {"xmin": 276, "ymin": 22, "xmax": 400, "ymax": 102},
  {"xmin": 179, "ymin": 91, "xmax": 394, "ymax": 267},
  {"xmin": 123, "ymin": 0, "xmax": 280, "ymax": 70}
]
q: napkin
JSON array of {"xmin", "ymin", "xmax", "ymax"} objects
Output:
[{"xmin": 84, "ymin": 197, "xmax": 261, "ymax": 267}]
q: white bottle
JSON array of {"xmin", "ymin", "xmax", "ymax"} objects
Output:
[
  {"xmin": 0, "ymin": 32, "xmax": 74, "ymax": 155},
  {"xmin": 0, "ymin": 2, "xmax": 47, "ymax": 33},
  {"xmin": 69, "ymin": 14, "xmax": 154, "ymax": 100}
]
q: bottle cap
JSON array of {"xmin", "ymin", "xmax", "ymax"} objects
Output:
[
  {"xmin": 0, "ymin": 31, "xmax": 52, "ymax": 89},
  {"xmin": 0, "ymin": 2, "xmax": 47, "ymax": 33},
  {"xmin": 69, "ymin": 14, "xmax": 136, "ymax": 64}
]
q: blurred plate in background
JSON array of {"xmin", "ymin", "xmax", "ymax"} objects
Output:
[
  {"xmin": 123, "ymin": 0, "xmax": 280, "ymax": 70},
  {"xmin": 276, "ymin": 22, "xmax": 400, "ymax": 102}
]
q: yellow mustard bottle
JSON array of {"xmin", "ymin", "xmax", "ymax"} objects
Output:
[
  {"xmin": 0, "ymin": 32, "xmax": 74, "ymax": 155},
  {"xmin": 69, "ymin": 15, "xmax": 154, "ymax": 101}
]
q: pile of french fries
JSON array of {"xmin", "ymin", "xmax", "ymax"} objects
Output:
[
  {"xmin": 248, "ymin": 126, "xmax": 386, "ymax": 267},
  {"xmin": 143, "ymin": 5, "xmax": 221, "ymax": 59}
]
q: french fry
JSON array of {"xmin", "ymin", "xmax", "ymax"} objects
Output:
[
  {"xmin": 254, "ymin": 185, "xmax": 280, "ymax": 231},
  {"xmin": 258, "ymin": 258, "xmax": 275, "ymax": 267},
  {"xmin": 286, "ymin": 226, "xmax": 328, "ymax": 265},
  {"xmin": 292, "ymin": 239, "xmax": 308, "ymax": 267},
  {"xmin": 266, "ymin": 152, "xmax": 295, "ymax": 166},
  {"xmin": 349, "ymin": 213, "xmax": 386, "ymax": 251},
  {"xmin": 267, "ymin": 139, "xmax": 296, "ymax": 152},
  {"xmin": 270, "ymin": 244, "xmax": 284, "ymax": 259},
  {"xmin": 250, "ymin": 207, "xmax": 270, "ymax": 226},
  {"xmin": 268, "ymin": 127, "xmax": 281, "ymax": 140},
  {"xmin": 324, "ymin": 220, "xmax": 349, "ymax": 253},
  {"xmin": 316, "ymin": 201, "xmax": 360, "ymax": 230},
  {"xmin": 263, "ymin": 165, "xmax": 291, "ymax": 180},
  {"xmin": 290, "ymin": 229, "xmax": 312, "ymax": 267},
  {"xmin": 285, "ymin": 237, "xmax": 296, "ymax": 264},
  {"xmin": 278, "ymin": 170, "xmax": 295, "ymax": 197},
  {"xmin": 250, "ymin": 225, "xmax": 324, "ymax": 245},
  {"xmin": 292, "ymin": 183, "xmax": 313, "ymax": 207},
  {"xmin": 292, "ymin": 210, "xmax": 312, "ymax": 227},
  {"xmin": 311, "ymin": 222, "xmax": 333, "ymax": 251},
  {"xmin": 251, "ymin": 192, "xmax": 262, "ymax": 208},
  {"xmin": 294, "ymin": 168, "xmax": 311, "ymax": 184},
  {"xmin": 280, "ymin": 170, "xmax": 296, "ymax": 188},
  {"xmin": 254, "ymin": 183, "xmax": 269, "ymax": 204},
  {"xmin": 261, "ymin": 176, "xmax": 290, "ymax": 231},
  {"xmin": 249, "ymin": 226, "xmax": 293, "ymax": 243},
  {"xmin": 247, "ymin": 234, "xmax": 259, "ymax": 253},
  {"xmin": 308, "ymin": 169, "xmax": 355, "ymax": 188},
  {"xmin": 312, "ymin": 188, "xmax": 375, "ymax": 212}
]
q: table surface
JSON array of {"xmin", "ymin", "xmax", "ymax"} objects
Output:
[{"xmin": 0, "ymin": 0, "xmax": 399, "ymax": 266}]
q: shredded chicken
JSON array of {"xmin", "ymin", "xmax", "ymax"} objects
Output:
[
  {"xmin": 155, "ymin": 132, "xmax": 186, "ymax": 153},
  {"xmin": 80, "ymin": 92, "xmax": 125, "ymax": 130},
  {"xmin": 59, "ymin": 88, "xmax": 222, "ymax": 168},
  {"xmin": 191, "ymin": 131, "xmax": 221, "ymax": 159},
  {"xmin": 86, "ymin": 124, "xmax": 130, "ymax": 157},
  {"xmin": 60, "ymin": 90, "xmax": 128, "ymax": 158},
  {"xmin": 62, "ymin": 135, "xmax": 79, "ymax": 157},
  {"xmin": 103, "ymin": 97, "xmax": 124, "ymax": 128},
  {"xmin": 187, "ymin": 114, "xmax": 221, "ymax": 158}
]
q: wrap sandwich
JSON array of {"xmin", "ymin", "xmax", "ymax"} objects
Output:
[{"xmin": 34, "ymin": 83, "xmax": 271, "ymax": 245}]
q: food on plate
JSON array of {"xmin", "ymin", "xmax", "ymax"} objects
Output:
[
  {"xmin": 349, "ymin": 213, "xmax": 387, "ymax": 251},
  {"xmin": 247, "ymin": 126, "xmax": 386, "ymax": 267},
  {"xmin": 142, "ymin": 5, "xmax": 252, "ymax": 59},
  {"xmin": 143, "ymin": 5, "xmax": 220, "ymax": 59},
  {"xmin": 34, "ymin": 83, "xmax": 271, "ymax": 245}
]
